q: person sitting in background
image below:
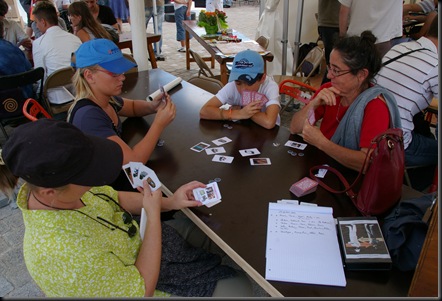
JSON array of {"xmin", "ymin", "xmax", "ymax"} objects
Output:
[
  {"xmin": 200, "ymin": 49, "xmax": 281, "ymax": 129},
  {"xmin": 31, "ymin": 0, "xmax": 68, "ymax": 39},
  {"xmin": 67, "ymin": 39, "xmax": 175, "ymax": 191},
  {"xmin": 81, "ymin": 0, "xmax": 119, "ymax": 33},
  {"xmin": 0, "ymin": 0, "xmax": 32, "ymax": 49},
  {"xmin": 32, "ymin": 0, "xmax": 81, "ymax": 105},
  {"xmin": 0, "ymin": 20, "xmax": 33, "ymax": 98},
  {"xmin": 289, "ymin": 31, "xmax": 401, "ymax": 172},
  {"xmin": 68, "ymin": 1, "xmax": 112, "ymax": 42},
  {"xmin": 144, "ymin": 0, "xmax": 165, "ymax": 60},
  {"xmin": 0, "ymin": 118, "xmax": 252, "ymax": 297},
  {"xmin": 376, "ymin": 16, "xmax": 438, "ymax": 168}
]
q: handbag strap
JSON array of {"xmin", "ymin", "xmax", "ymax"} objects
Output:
[{"xmin": 382, "ymin": 48, "xmax": 428, "ymax": 66}]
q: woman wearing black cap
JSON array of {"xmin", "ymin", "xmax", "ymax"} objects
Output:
[{"xmin": 0, "ymin": 119, "xmax": 252, "ymax": 297}]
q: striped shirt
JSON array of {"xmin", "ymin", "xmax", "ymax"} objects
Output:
[{"xmin": 375, "ymin": 37, "xmax": 438, "ymax": 149}]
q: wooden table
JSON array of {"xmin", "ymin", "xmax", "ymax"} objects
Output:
[
  {"xmin": 183, "ymin": 20, "xmax": 274, "ymax": 84},
  {"xmin": 117, "ymin": 32, "xmax": 161, "ymax": 69},
  {"xmin": 120, "ymin": 69, "xmax": 419, "ymax": 297}
]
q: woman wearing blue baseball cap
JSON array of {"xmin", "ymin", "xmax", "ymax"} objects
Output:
[
  {"xmin": 68, "ymin": 38, "xmax": 176, "ymax": 190},
  {"xmin": 199, "ymin": 49, "xmax": 281, "ymax": 129}
]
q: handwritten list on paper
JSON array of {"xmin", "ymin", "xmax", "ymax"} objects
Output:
[{"xmin": 265, "ymin": 203, "xmax": 346, "ymax": 287}]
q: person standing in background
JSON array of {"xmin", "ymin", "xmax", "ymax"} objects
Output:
[
  {"xmin": 338, "ymin": 0, "xmax": 403, "ymax": 58},
  {"xmin": 317, "ymin": 0, "xmax": 339, "ymax": 85},
  {"xmin": 144, "ymin": 0, "xmax": 165, "ymax": 61},
  {"xmin": 109, "ymin": 0, "xmax": 130, "ymax": 32},
  {"xmin": 206, "ymin": 0, "xmax": 223, "ymax": 12},
  {"xmin": 173, "ymin": 0, "xmax": 192, "ymax": 52}
]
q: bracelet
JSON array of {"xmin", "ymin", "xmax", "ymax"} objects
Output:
[
  {"xmin": 228, "ymin": 108, "xmax": 232, "ymax": 121},
  {"xmin": 220, "ymin": 109, "xmax": 225, "ymax": 120}
]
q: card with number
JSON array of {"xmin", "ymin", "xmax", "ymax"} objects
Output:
[
  {"xmin": 212, "ymin": 136, "xmax": 232, "ymax": 146},
  {"xmin": 285, "ymin": 140, "xmax": 307, "ymax": 150},
  {"xmin": 190, "ymin": 142, "xmax": 210, "ymax": 152},
  {"xmin": 122, "ymin": 162, "xmax": 161, "ymax": 191},
  {"xmin": 239, "ymin": 148, "xmax": 260, "ymax": 157},
  {"xmin": 307, "ymin": 108, "xmax": 316, "ymax": 125},
  {"xmin": 241, "ymin": 91, "xmax": 269, "ymax": 107}
]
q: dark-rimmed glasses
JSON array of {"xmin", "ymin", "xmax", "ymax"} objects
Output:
[{"xmin": 326, "ymin": 64, "xmax": 352, "ymax": 78}]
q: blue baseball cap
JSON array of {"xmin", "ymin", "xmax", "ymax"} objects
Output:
[
  {"xmin": 72, "ymin": 38, "xmax": 137, "ymax": 74},
  {"xmin": 228, "ymin": 49, "xmax": 264, "ymax": 84}
]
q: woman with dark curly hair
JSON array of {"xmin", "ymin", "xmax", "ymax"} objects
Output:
[{"xmin": 290, "ymin": 31, "xmax": 401, "ymax": 172}]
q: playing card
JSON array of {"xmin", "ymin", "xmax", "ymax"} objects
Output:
[
  {"xmin": 289, "ymin": 177, "xmax": 318, "ymax": 197},
  {"xmin": 250, "ymin": 157, "xmax": 271, "ymax": 165},
  {"xmin": 241, "ymin": 91, "xmax": 269, "ymax": 107},
  {"xmin": 239, "ymin": 148, "xmax": 260, "ymax": 157},
  {"xmin": 205, "ymin": 147, "xmax": 226, "ymax": 155},
  {"xmin": 314, "ymin": 164, "xmax": 329, "ymax": 178},
  {"xmin": 212, "ymin": 155, "xmax": 234, "ymax": 163},
  {"xmin": 192, "ymin": 182, "xmax": 222, "ymax": 206},
  {"xmin": 212, "ymin": 137, "xmax": 232, "ymax": 146},
  {"xmin": 122, "ymin": 163, "xmax": 136, "ymax": 188},
  {"xmin": 159, "ymin": 85, "xmax": 166, "ymax": 103},
  {"xmin": 307, "ymin": 108, "xmax": 316, "ymax": 125},
  {"xmin": 135, "ymin": 165, "xmax": 161, "ymax": 191},
  {"xmin": 190, "ymin": 142, "xmax": 210, "ymax": 152},
  {"xmin": 285, "ymin": 140, "xmax": 307, "ymax": 150}
]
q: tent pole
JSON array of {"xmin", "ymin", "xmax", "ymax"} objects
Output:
[
  {"xmin": 281, "ymin": 0, "xmax": 289, "ymax": 75},
  {"xmin": 292, "ymin": 0, "xmax": 304, "ymax": 73}
]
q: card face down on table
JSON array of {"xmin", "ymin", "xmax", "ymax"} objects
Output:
[{"xmin": 337, "ymin": 217, "xmax": 392, "ymax": 270}]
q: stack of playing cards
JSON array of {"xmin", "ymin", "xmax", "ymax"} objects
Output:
[
  {"xmin": 123, "ymin": 162, "xmax": 161, "ymax": 191},
  {"xmin": 289, "ymin": 177, "xmax": 318, "ymax": 197},
  {"xmin": 192, "ymin": 182, "xmax": 222, "ymax": 208},
  {"xmin": 241, "ymin": 91, "xmax": 269, "ymax": 107}
]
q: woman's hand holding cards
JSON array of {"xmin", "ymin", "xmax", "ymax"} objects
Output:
[
  {"xmin": 153, "ymin": 95, "xmax": 176, "ymax": 129},
  {"xmin": 162, "ymin": 181, "xmax": 205, "ymax": 211},
  {"xmin": 141, "ymin": 180, "xmax": 162, "ymax": 218}
]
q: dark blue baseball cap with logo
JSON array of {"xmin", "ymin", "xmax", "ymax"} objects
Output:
[{"xmin": 228, "ymin": 49, "xmax": 264, "ymax": 84}]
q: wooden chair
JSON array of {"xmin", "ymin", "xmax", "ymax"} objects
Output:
[
  {"xmin": 22, "ymin": 98, "xmax": 52, "ymax": 121},
  {"xmin": 122, "ymin": 53, "xmax": 139, "ymax": 74},
  {"xmin": 279, "ymin": 79, "xmax": 317, "ymax": 113},
  {"xmin": 187, "ymin": 76, "xmax": 224, "ymax": 95},
  {"xmin": 42, "ymin": 67, "xmax": 75, "ymax": 116},
  {"xmin": 189, "ymin": 49, "xmax": 222, "ymax": 81},
  {"xmin": 256, "ymin": 35, "xmax": 270, "ymax": 49},
  {"xmin": 0, "ymin": 67, "xmax": 45, "ymax": 141}
]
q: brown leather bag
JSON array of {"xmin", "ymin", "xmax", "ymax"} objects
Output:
[{"xmin": 310, "ymin": 128, "xmax": 405, "ymax": 216}]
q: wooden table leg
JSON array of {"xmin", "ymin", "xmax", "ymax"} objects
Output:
[
  {"xmin": 220, "ymin": 63, "xmax": 228, "ymax": 85},
  {"xmin": 147, "ymin": 42, "xmax": 158, "ymax": 69},
  {"xmin": 186, "ymin": 31, "xmax": 190, "ymax": 70}
]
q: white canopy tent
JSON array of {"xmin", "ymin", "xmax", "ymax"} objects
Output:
[{"xmin": 256, "ymin": 0, "xmax": 319, "ymax": 77}]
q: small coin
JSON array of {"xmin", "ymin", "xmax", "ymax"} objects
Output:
[
  {"xmin": 208, "ymin": 179, "xmax": 215, "ymax": 183},
  {"xmin": 227, "ymin": 126, "xmax": 233, "ymax": 129},
  {"xmin": 291, "ymin": 152, "xmax": 297, "ymax": 156},
  {"xmin": 223, "ymin": 124, "xmax": 229, "ymax": 128},
  {"xmin": 288, "ymin": 150, "xmax": 293, "ymax": 154},
  {"xmin": 214, "ymin": 177, "xmax": 221, "ymax": 182},
  {"xmin": 273, "ymin": 142, "xmax": 280, "ymax": 147},
  {"xmin": 298, "ymin": 152, "xmax": 304, "ymax": 156}
]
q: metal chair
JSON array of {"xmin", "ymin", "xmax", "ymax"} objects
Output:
[
  {"xmin": 42, "ymin": 66, "xmax": 76, "ymax": 116},
  {"xmin": 273, "ymin": 45, "xmax": 324, "ymax": 86},
  {"xmin": 22, "ymin": 98, "xmax": 52, "ymax": 121},
  {"xmin": 189, "ymin": 49, "xmax": 222, "ymax": 81},
  {"xmin": 0, "ymin": 67, "xmax": 45, "ymax": 141},
  {"xmin": 187, "ymin": 76, "xmax": 224, "ymax": 95},
  {"xmin": 255, "ymin": 35, "xmax": 270, "ymax": 49},
  {"xmin": 278, "ymin": 79, "xmax": 317, "ymax": 113}
]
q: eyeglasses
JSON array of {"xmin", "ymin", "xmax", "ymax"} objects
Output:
[
  {"xmin": 92, "ymin": 68, "xmax": 124, "ymax": 78},
  {"xmin": 76, "ymin": 192, "xmax": 137, "ymax": 238},
  {"xmin": 326, "ymin": 64, "xmax": 352, "ymax": 78}
]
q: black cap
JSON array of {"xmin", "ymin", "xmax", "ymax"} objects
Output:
[{"xmin": 2, "ymin": 119, "xmax": 123, "ymax": 188}]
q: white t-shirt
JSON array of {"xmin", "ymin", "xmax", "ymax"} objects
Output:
[
  {"xmin": 339, "ymin": 0, "xmax": 403, "ymax": 43},
  {"xmin": 206, "ymin": 0, "xmax": 223, "ymax": 12},
  {"xmin": 215, "ymin": 76, "xmax": 281, "ymax": 126}
]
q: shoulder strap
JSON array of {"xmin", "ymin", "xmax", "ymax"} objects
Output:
[
  {"xmin": 67, "ymin": 98, "xmax": 100, "ymax": 123},
  {"xmin": 382, "ymin": 48, "xmax": 428, "ymax": 66}
]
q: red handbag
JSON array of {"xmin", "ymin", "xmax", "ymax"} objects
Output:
[{"xmin": 310, "ymin": 128, "xmax": 405, "ymax": 216}]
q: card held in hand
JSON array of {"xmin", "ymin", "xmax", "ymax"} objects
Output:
[
  {"xmin": 192, "ymin": 182, "xmax": 222, "ymax": 207},
  {"xmin": 241, "ymin": 91, "xmax": 269, "ymax": 107}
]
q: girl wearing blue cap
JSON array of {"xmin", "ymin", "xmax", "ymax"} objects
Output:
[
  {"xmin": 68, "ymin": 38, "xmax": 176, "ymax": 190},
  {"xmin": 199, "ymin": 49, "xmax": 281, "ymax": 129}
]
